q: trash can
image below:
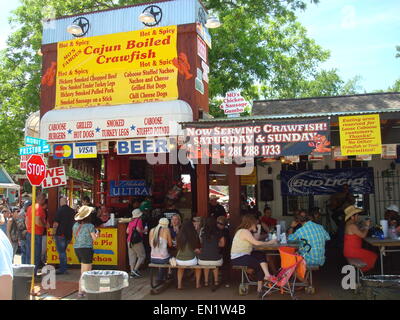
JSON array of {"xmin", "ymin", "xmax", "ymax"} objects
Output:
[
  {"xmin": 80, "ymin": 270, "xmax": 129, "ymax": 300},
  {"xmin": 360, "ymin": 275, "xmax": 400, "ymax": 300},
  {"xmin": 12, "ymin": 264, "xmax": 35, "ymax": 300}
]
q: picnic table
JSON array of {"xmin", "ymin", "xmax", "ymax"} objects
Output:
[
  {"xmin": 254, "ymin": 241, "xmax": 300, "ymax": 253},
  {"xmin": 364, "ymin": 237, "xmax": 400, "ymax": 275}
]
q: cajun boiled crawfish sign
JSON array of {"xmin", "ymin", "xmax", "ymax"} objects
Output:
[{"xmin": 184, "ymin": 118, "xmax": 331, "ymax": 158}]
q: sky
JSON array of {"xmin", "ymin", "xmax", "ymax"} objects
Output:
[
  {"xmin": 0, "ymin": 0, "xmax": 399, "ymax": 92},
  {"xmin": 296, "ymin": 0, "xmax": 400, "ymax": 92}
]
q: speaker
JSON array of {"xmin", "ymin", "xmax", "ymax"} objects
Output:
[{"xmin": 260, "ymin": 179, "xmax": 274, "ymax": 201}]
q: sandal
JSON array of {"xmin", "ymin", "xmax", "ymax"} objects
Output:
[
  {"xmin": 204, "ymin": 282, "xmax": 209, "ymax": 287},
  {"xmin": 77, "ymin": 293, "xmax": 86, "ymax": 298}
]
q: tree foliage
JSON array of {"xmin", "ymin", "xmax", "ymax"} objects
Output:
[{"xmin": 0, "ymin": 0, "xmax": 357, "ymax": 172}]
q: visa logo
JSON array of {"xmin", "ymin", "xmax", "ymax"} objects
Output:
[{"xmin": 78, "ymin": 146, "xmax": 95, "ymax": 153}]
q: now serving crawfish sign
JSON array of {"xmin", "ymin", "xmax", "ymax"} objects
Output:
[{"xmin": 184, "ymin": 118, "xmax": 331, "ymax": 158}]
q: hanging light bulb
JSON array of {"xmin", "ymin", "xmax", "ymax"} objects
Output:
[{"xmin": 205, "ymin": 16, "xmax": 221, "ymax": 28}]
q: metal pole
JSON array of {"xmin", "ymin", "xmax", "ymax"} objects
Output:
[{"xmin": 30, "ymin": 186, "xmax": 36, "ymax": 294}]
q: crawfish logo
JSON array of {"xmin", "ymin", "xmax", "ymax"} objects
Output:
[
  {"xmin": 41, "ymin": 61, "xmax": 57, "ymax": 87},
  {"xmin": 308, "ymin": 134, "xmax": 331, "ymax": 153},
  {"xmin": 172, "ymin": 53, "xmax": 193, "ymax": 80}
]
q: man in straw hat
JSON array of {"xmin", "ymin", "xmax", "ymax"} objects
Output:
[{"xmin": 343, "ymin": 205, "xmax": 377, "ymax": 272}]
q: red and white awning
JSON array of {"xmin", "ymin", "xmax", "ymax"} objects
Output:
[{"xmin": 40, "ymin": 100, "xmax": 193, "ymax": 143}]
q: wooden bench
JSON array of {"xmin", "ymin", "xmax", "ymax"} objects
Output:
[
  {"xmin": 346, "ymin": 258, "xmax": 367, "ymax": 293},
  {"xmin": 232, "ymin": 265, "xmax": 258, "ymax": 295},
  {"xmin": 148, "ymin": 263, "xmax": 218, "ymax": 294}
]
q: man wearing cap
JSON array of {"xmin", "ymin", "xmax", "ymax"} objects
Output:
[
  {"xmin": 343, "ymin": 205, "xmax": 377, "ymax": 272},
  {"xmin": 126, "ymin": 209, "xmax": 146, "ymax": 278},
  {"xmin": 209, "ymin": 195, "xmax": 227, "ymax": 219},
  {"xmin": 288, "ymin": 211, "xmax": 331, "ymax": 267}
]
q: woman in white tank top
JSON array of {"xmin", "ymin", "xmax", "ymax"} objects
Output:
[{"xmin": 149, "ymin": 218, "xmax": 172, "ymax": 282}]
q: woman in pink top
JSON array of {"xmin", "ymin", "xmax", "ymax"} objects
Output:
[{"xmin": 126, "ymin": 209, "xmax": 146, "ymax": 278}]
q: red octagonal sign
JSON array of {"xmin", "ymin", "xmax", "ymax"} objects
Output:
[{"xmin": 26, "ymin": 155, "xmax": 47, "ymax": 186}]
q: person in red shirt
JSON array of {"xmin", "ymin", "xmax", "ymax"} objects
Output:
[
  {"xmin": 25, "ymin": 193, "xmax": 47, "ymax": 276},
  {"xmin": 260, "ymin": 207, "xmax": 277, "ymax": 233}
]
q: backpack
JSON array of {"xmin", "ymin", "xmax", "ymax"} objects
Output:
[{"xmin": 129, "ymin": 219, "xmax": 143, "ymax": 247}]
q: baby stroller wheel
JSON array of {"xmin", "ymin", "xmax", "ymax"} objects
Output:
[
  {"xmin": 305, "ymin": 286, "xmax": 315, "ymax": 294},
  {"xmin": 239, "ymin": 283, "xmax": 249, "ymax": 296}
]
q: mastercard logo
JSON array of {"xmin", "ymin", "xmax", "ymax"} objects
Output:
[{"xmin": 54, "ymin": 144, "xmax": 73, "ymax": 158}]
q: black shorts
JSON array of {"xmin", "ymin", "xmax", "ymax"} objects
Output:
[{"xmin": 74, "ymin": 248, "xmax": 94, "ymax": 264}]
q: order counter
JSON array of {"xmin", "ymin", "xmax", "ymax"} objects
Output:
[{"xmin": 47, "ymin": 223, "xmax": 129, "ymax": 271}]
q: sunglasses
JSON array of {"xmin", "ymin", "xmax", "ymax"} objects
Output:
[{"xmin": 217, "ymin": 222, "xmax": 226, "ymax": 226}]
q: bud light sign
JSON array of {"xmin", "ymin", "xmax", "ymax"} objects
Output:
[{"xmin": 281, "ymin": 168, "xmax": 374, "ymax": 196}]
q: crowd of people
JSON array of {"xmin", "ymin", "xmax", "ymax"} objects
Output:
[{"xmin": 1, "ymin": 189, "xmax": 397, "ymax": 299}]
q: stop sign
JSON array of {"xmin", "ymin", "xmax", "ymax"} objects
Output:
[{"xmin": 26, "ymin": 154, "xmax": 47, "ymax": 186}]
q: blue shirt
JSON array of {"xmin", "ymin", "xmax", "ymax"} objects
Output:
[
  {"xmin": 72, "ymin": 223, "xmax": 96, "ymax": 249},
  {"xmin": 288, "ymin": 221, "xmax": 330, "ymax": 266},
  {"xmin": 0, "ymin": 214, "xmax": 7, "ymax": 234},
  {"xmin": 0, "ymin": 229, "xmax": 13, "ymax": 278}
]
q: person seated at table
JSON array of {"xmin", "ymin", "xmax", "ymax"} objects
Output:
[
  {"xmin": 310, "ymin": 207, "xmax": 322, "ymax": 225},
  {"xmin": 231, "ymin": 214, "xmax": 278, "ymax": 297},
  {"xmin": 176, "ymin": 219, "xmax": 202, "ymax": 289},
  {"xmin": 217, "ymin": 216, "xmax": 232, "ymax": 287},
  {"xmin": 384, "ymin": 204, "xmax": 400, "ymax": 229},
  {"xmin": 260, "ymin": 207, "xmax": 277, "ymax": 233},
  {"xmin": 198, "ymin": 217, "xmax": 225, "ymax": 290},
  {"xmin": 288, "ymin": 209, "xmax": 307, "ymax": 235},
  {"xmin": 288, "ymin": 211, "xmax": 330, "ymax": 267},
  {"xmin": 343, "ymin": 205, "xmax": 377, "ymax": 272},
  {"xmin": 149, "ymin": 218, "xmax": 172, "ymax": 283}
]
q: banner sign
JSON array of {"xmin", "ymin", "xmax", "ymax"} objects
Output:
[
  {"xmin": 42, "ymin": 166, "xmax": 67, "ymax": 189},
  {"xmin": 73, "ymin": 142, "xmax": 97, "ymax": 159},
  {"xmin": 43, "ymin": 115, "xmax": 178, "ymax": 142},
  {"xmin": 185, "ymin": 118, "xmax": 331, "ymax": 158},
  {"xmin": 55, "ymin": 26, "xmax": 178, "ymax": 109},
  {"xmin": 339, "ymin": 114, "xmax": 382, "ymax": 155},
  {"xmin": 280, "ymin": 168, "xmax": 375, "ymax": 196},
  {"xmin": 117, "ymin": 138, "xmax": 171, "ymax": 155},
  {"xmin": 47, "ymin": 228, "xmax": 118, "ymax": 265},
  {"xmin": 109, "ymin": 180, "xmax": 151, "ymax": 196}
]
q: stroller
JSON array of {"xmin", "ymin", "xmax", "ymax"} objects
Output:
[{"xmin": 262, "ymin": 240, "xmax": 312, "ymax": 300}]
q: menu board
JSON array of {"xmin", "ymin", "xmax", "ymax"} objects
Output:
[{"xmin": 55, "ymin": 26, "xmax": 178, "ymax": 108}]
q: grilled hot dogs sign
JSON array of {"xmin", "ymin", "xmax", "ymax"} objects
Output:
[{"xmin": 184, "ymin": 119, "xmax": 331, "ymax": 158}]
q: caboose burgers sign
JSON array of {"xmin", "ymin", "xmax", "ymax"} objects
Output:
[{"xmin": 184, "ymin": 118, "xmax": 331, "ymax": 158}]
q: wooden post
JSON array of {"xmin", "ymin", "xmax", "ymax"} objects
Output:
[
  {"xmin": 196, "ymin": 164, "xmax": 209, "ymax": 217},
  {"xmin": 228, "ymin": 164, "xmax": 241, "ymax": 236}
]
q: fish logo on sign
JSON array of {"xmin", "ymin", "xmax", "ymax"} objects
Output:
[
  {"xmin": 53, "ymin": 144, "xmax": 74, "ymax": 159},
  {"xmin": 74, "ymin": 142, "xmax": 97, "ymax": 159}
]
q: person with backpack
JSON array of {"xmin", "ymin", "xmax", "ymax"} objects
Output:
[
  {"xmin": 72, "ymin": 206, "xmax": 99, "ymax": 298},
  {"xmin": 127, "ymin": 209, "xmax": 146, "ymax": 278}
]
